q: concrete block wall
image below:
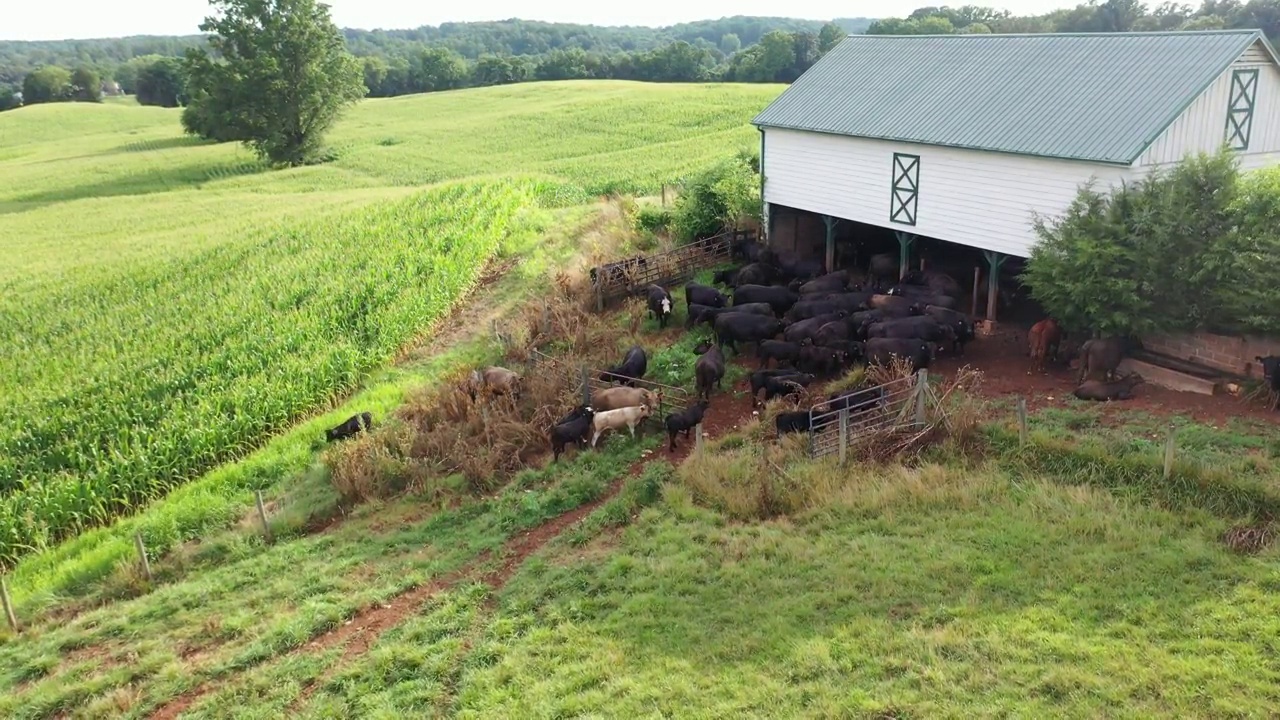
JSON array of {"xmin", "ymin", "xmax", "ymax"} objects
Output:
[{"xmin": 1142, "ymin": 332, "xmax": 1280, "ymax": 379}]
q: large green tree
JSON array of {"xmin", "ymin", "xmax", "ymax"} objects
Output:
[
  {"xmin": 22, "ymin": 66, "xmax": 71, "ymax": 104},
  {"xmin": 69, "ymin": 67, "xmax": 102, "ymax": 102},
  {"xmin": 135, "ymin": 57, "xmax": 186, "ymax": 107},
  {"xmin": 183, "ymin": 0, "xmax": 365, "ymax": 165}
]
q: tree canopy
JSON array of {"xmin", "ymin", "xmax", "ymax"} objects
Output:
[{"xmin": 181, "ymin": 0, "xmax": 365, "ymax": 166}]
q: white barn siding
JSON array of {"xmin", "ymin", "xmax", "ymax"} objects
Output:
[
  {"xmin": 1138, "ymin": 43, "xmax": 1280, "ymax": 167},
  {"xmin": 763, "ymin": 128, "xmax": 1132, "ymax": 258}
]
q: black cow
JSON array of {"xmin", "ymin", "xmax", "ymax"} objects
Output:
[
  {"xmin": 665, "ymin": 400, "xmax": 711, "ymax": 451},
  {"xmin": 712, "ymin": 266, "xmax": 742, "ymax": 287},
  {"xmin": 590, "ymin": 257, "xmax": 647, "ymax": 287},
  {"xmin": 734, "ymin": 284, "xmax": 800, "ymax": 315},
  {"xmin": 730, "ymin": 302, "xmax": 778, "ymax": 318},
  {"xmin": 919, "ymin": 306, "xmax": 975, "ymax": 354},
  {"xmin": 866, "ymin": 338, "xmax": 937, "ymax": 370},
  {"xmin": 550, "ymin": 405, "xmax": 596, "ymax": 461},
  {"xmin": 749, "ymin": 369, "xmax": 801, "ymax": 399},
  {"xmin": 1074, "ymin": 373, "xmax": 1144, "ymax": 402},
  {"xmin": 326, "ymin": 412, "xmax": 372, "ymax": 442},
  {"xmin": 866, "ymin": 317, "xmax": 956, "ymax": 346},
  {"xmin": 646, "ymin": 285, "xmax": 673, "ymax": 329},
  {"xmin": 797, "ymin": 345, "xmax": 845, "ymax": 376},
  {"xmin": 814, "ymin": 320, "xmax": 856, "ymax": 347},
  {"xmin": 733, "ymin": 262, "xmax": 776, "ymax": 287},
  {"xmin": 762, "ymin": 373, "xmax": 817, "ymax": 403},
  {"xmin": 783, "ymin": 312, "xmax": 847, "ymax": 344},
  {"xmin": 1256, "ymin": 355, "xmax": 1280, "ymax": 409},
  {"xmin": 797, "ymin": 271, "xmax": 849, "ymax": 296},
  {"xmin": 694, "ymin": 342, "xmax": 726, "ymax": 401},
  {"xmin": 868, "ymin": 253, "xmax": 899, "ymax": 283},
  {"xmin": 714, "ymin": 313, "xmax": 784, "ymax": 355},
  {"xmin": 901, "ymin": 269, "xmax": 963, "ymax": 298},
  {"xmin": 685, "ymin": 303, "xmax": 725, "ymax": 329},
  {"xmin": 869, "ymin": 294, "xmax": 920, "ymax": 316},
  {"xmin": 820, "ymin": 386, "xmax": 886, "ymax": 416},
  {"xmin": 1077, "ymin": 336, "xmax": 1139, "ymax": 383},
  {"xmin": 775, "ymin": 411, "xmax": 813, "ymax": 436},
  {"xmin": 685, "ymin": 282, "xmax": 727, "ymax": 309},
  {"xmin": 601, "ymin": 346, "xmax": 647, "ymax": 386},
  {"xmin": 758, "ymin": 339, "xmax": 802, "ymax": 369}
]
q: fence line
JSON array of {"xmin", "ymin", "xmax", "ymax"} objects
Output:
[
  {"xmin": 808, "ymin": 370, "xmax": 929, "ymax": 460},
  {"xmin": 589, "ymin": 229, "xmax": 751, "ymax": 309}
]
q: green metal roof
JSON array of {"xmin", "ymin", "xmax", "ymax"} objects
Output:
[{"xmin": 752, "ymin": 30, "xmax": 1277, "ymax": 165}]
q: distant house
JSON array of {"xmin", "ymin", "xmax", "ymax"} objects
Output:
[
  {"xmin": 753, "ymin": 29, "xmax": 1280, "ymax": 319},
  {"xmin": 101, "ymin": 81, "xmax": 123, "ymax": 96}
]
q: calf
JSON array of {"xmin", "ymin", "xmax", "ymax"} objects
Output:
[
  {"xmin": 714, "ymin": 312, "xmax": 784, "ymax": 355},
  {"xmin": 465, "ymin": 366, "xmax": 522, "ymax": 403},
  {"xmin": 865, "ymin": 338, "xmax": 937, "ymax": 370},
  {"xmin": 734, "ymin": 284, "xmax": 800, "ymax": 315},
  {"xmin": 591, "ymin": 386, "xmax": 659, "ymax": 412},
  {"xmin": 600, "ymin": 346, "xmax": 647, "ymax": 386},
  {"xmin": 694, "ymin": 342, "xmax": 726, "ymax": 400},
  {"xmin": 326, "ymin": 411, "xmax": 372, "ymax": 442},
  {"xmin": 1256, "ymin": 355, "xmax": 1280, "ymax": 409},
  {"xmin": 775, "ymin": 411, "xmax": 813, "ymax": 436},
  {"xmin": 590, "ymin": 404, "xmax": 653, "ymax": 447},
  {"xmin": 758, "ymin": 339, "xmax": 802, "ymax": 369},
  {"xmin": 749, "ymin": 368, "xmax": 802, "ymax": 399},
  {"xmin": 1074, "ymin": 373, "xmax": 1144, "ymax": 402},
  {"xmin": 550, "ymin": 405, "xmax": 596, "ymax": 462},
  {"xmin": 797, "ymin": 345, "xmax": 844, "ymax": 376},
  {"xmin": 685, "ymin": 303, "xmax": 725, "ymax": 329},
  {"xmin": 685, "ymin": 282, "xmax": 727, "ymax": 309},
  {"xmin": 1028, "ymin": 318, "xmax": 1063, "ymax": 374},
  {"xmin": 761, "ymin": 373, "xmax": 816, "ymax": 403},
  {"xmin": 646, "ymin": 285, "xmax": 673, "ymax": 329},
  {"xmin": 664, "ymin": 400, "xmax": 710, "ymax": 451},
  {"xmin": 1077, "ymin": 336, "xmax": 1137, "ymax": 383}
]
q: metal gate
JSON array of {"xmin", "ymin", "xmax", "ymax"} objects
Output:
[
  {"xmin": 589, "ymin": 229, "xmax": 748, "ymax": 309},
  {"xmin": 808, "ymin": 371, "xmax": 928, "ymax": 460}
]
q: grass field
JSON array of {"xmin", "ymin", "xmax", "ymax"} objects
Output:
[
  {"xmin": 4, "ymin": 79, "xmax": 1280, "ymax": 719},
  {"xmin": 0, "ymin": 81, "xmax": 780, "ymax": 568}
]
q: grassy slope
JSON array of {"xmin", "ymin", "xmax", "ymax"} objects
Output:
[{"xmin": 0, "ymin": 81, "xmax": 781, "ymax": 575}]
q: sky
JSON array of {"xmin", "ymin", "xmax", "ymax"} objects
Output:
[{"xmin": 4, "ymin": 0, "xmax": 1080, "ymax": 42}]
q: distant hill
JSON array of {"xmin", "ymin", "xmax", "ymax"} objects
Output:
[{"xmin": 0, "ymin": 16, "xmax": 875, "ymax": 87}]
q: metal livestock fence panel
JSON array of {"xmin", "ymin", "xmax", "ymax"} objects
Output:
[
  {"xmin": 589, "ymin": 229, "xmax": 752, "ymax": 309},
  {"xmin": 527, "ymin": 349, "xmax": 689, "ymax": 423},
  {"xmin": 808, "ymin": 371, "xmax": 928, "ymax": 461}
]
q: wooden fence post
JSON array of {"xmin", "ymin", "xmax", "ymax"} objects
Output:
[
  {"xmin": 255, "ymin": 491, "xmax": 273, "ymax": 544},
  {"xmin": 134, "ymin": 531, "xmax": 152, "ymax": 583},
  {"xmin": 1017, "ymin": 397, "xmax": 1028, "ymax": 445},
  {"xmin": 1, "ymin": 577, "xmax": 17, "ymax": 633},
  {"xmin": 838, "ymin": 408, "xmax": 849, "ymax": 464},
  {"xmin": 1163, "ymin": 427, "xmax": 1177, "ymax": 479},
  {"xmin": 541, "ymin": 301, "xmax": 550, "ymax": 336},
  {"xmin": 580, "ymin": 365, "xmax": 591, "ymax": 406},
  {"xmin": 914, "ymin": 369, "xmax": 928, "ymax": 425},
  {"xmin": 695, "ymin": 423, "xmax": 703, "ymax": 452}
]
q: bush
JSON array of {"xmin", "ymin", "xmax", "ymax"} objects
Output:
[
  {"xmin": 1023, "ymin": 149, "xmax": 1241, "ymax": 336},
  {"xmin": 1210, "ymin": 166, "xmax": 1280, "ymax": 335},
  {"xmin": 635, "ymin": 204, "xmax": 672, "ymax": 235},
  {"xmin": 671, "ymin": 156, "xmax": 760, "ymax": 242}
]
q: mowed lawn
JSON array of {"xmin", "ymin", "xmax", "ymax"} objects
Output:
[{"xmin": 0, "ymin": 81, "xmax": 781, "ymax": 568}]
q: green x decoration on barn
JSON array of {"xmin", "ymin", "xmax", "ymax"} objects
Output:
[
  {"xmin": 890, "ymin": 152, "xmax": 919, "ymax": 226},
  {"xmin": 1226, "ymin": 68, "xmax": 1258, "ymax": 151}
]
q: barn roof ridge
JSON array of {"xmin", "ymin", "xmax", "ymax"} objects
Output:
[{"xmin": 754, "ymin": 30, "xmax": 1279, "ymax": 166}]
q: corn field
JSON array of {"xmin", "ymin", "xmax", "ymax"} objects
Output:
[{"xmin": 0, "ymin": 180, "xmax": 533, "ymax": 567}]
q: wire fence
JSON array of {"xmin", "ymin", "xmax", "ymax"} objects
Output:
[{"xmin": 808, "ymin": 370, "xmax": 929, "ymax": 460}]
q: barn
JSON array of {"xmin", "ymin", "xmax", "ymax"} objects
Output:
[{"xmin": 753, "ymin": 29, "xmax": 1280, "ymax": 324}]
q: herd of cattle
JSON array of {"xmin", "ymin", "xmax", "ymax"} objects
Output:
[{"xmin": 320, "ymin": 243, "xmax": 1280, "ymax": 455}]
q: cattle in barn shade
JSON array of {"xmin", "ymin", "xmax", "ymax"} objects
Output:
[
  {"xmin": 776, "ymin": 257, "xmax": 825, "ymax": 282},
  {"xmin": 466, "ymin": 366, "xmax": 522, "ymax": 403},
  {"xmin": 733, "ymin": 237, "xmax": 763, "ymax": 263},
  {"xmin": 685, "ymin": 282, "xmax": 727, "ymax": 309},
  {"xmin": 1028, "ymin": 318, "xmax": 1063, "ymax": 373},
  {"xmin": 685, "ymin": 303, "xmax": 725, "ymax": 329},
  {"xmin": 1074, "ymin": 373, "xmax": 1144, "ymax": 402},
  {"xmin": 757, "ymin": 339, "xmax": 803, "ymax": 369},
  {"xmin": 326, "ymin": 411, "xmax": 372, "ymax": 442},
  {"xmin": 694, "ymin": 342, "xmax": 726, "ymax": 400},
  {"xmin": 888, "ymin": 285, "xmax": 958, "ymax": 310},
  {"xmin": 797, "ymin": 271, "xmax": 851, "ymax": 296},
  {"xmin": 901, "ymin": 269, "xmax": 963, "ymax": 298},
  {"xmin": 865, "ymin": 317, "xmax": 956, "ymax": 346},
  {"xmin": 775, "ymin": 411, "xmax": 813, "ymax": 436},
  {"xmin": 761, "ymin": 373, "xmax": 817, "ymax": 403},
  {"xmin": 646, "ymin": 285, "xmax": 673, "ymax": 329},
  {"xmin": 732, "ymin": 262, "xmax": 776, "ymax": 287},
  {"xmin": 868, "ymin": 294, "xmax": 918, "ymax": 316},
  {"xmin": 785, "ymin": 293, "xmax": 871, "ymax": 321},
  {"xmin": 813, "ymin": 320, "xmax": 856, "ymax": 347},
  {"xmin": 866, "ymin": 338, "xmax": 937, "ymax": 370},
  {"xmin": 550, "ymin": 405, "xmax": 596, "ymax": 462},
  {"xmin": 591, "ymin": 405, "xmax": 653, "ymax": 447},
  {"xmin": 783, "ymin": 312, "xmax": 847, "ymax": 344},
  {"xmin": 1256, "ymin": 355, "xmax": 1280, "ymax": 409},
  {"xmin": 729, "ymin": 302, "xmax": 778, "ymax": 318},
  {"xmin": 600, "ymin": 346, "xmax": 647, "ymax": 386},
  {"xmin": 797, "ymin": 345, "xmax": 845, "ymax": 376},
  {"xmin": 915, "ymin": 305, "xmax": 975, "ymax": 354},
  {"xmin": 713, "ymin": 312, "xmax": 784, "ymax": 354},
  {"xmin": 734, "ymin": 284, "xmax": 800, "ymax": 315},
  {"xmin": 1077, "ymin": 336, "xmax": 1139, "ymax": 383},
  {"xmin": 664, "ymin": 399, "xmax": 710, "ymax": 451},
  {"xmin": 868, "ymin": 253, "xmax": 898, "ymax": 283}
]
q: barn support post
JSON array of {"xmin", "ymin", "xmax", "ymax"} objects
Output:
[
  {"xmin": 982, "ymin": 250, "xmax": 1009, "ymax": 323},
  {"xmin": 822, "ymin": 215, "xmax": 839, "ymax": 274},
  {"xmin": 895, "ymin": 232, "xmax": 916, "ymax": 280}
]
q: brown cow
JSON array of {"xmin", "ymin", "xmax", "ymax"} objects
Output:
[{"xmin": 1027, "ymin": 318, "xmax": 1063, "ymax": 374}]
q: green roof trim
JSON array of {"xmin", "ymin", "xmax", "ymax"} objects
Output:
[{"xmin": 753, "ymin": 30, "xmax": 1280, "ymax": 166}]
